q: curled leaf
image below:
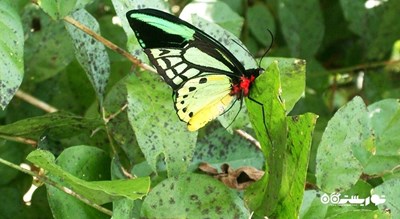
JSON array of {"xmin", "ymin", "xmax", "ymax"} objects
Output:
[{"xmin": 199, "ymin": 163, "xmax": 264, "ymax": 190}]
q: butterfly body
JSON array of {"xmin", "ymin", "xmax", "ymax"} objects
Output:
[{"xmin": 126, "ymin": 9, "xmax": 262, "ymax": 131}]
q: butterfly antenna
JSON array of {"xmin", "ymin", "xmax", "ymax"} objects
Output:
[
  {"xmin": 232, "ymin": 39, "xmax": 253, "ymax": 58},
  {"xmin": 258, "ymin": 29, "xmax": 274, "ymax": 68}
]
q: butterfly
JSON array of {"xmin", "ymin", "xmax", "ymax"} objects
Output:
[{"xmin": 126, "ymin": 8, "xmax": 263, "ymax": 131}]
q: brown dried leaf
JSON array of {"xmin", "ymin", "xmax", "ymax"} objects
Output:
[{"xmin": 199, "ymin": 162, "xmax": 264, "ymax": 190}]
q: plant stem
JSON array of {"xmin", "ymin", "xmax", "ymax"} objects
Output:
[
  {"xmin": 63, "ymin": 16, "xmax": 155, "ymax": 73},
  {"xmin": 15, "ymin": 90, "xmax": 58, "ymax": 113},
  {"xmin": 0, "ymin": 157, "xmax": 113, "ymax": 216}
]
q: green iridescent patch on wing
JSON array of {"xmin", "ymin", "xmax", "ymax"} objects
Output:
[{"xmin": 129, "ymin": 12, "xmax": 195, "ymax": 41}]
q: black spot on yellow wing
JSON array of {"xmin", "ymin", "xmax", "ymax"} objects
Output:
[
  {"xmin": 183, "ymin": 107, "xmax": 187, "ymax": 113},
  {"xmin": 199, "ymin": 78, "xmax": 207, "ymax": 84},
  {"xmin": 183, "ymin": 95, "xmax": 188, "ymax": 98},
  {"xmin": 189, "ymin": 112, "xmax": 193, "ymax": 117},
  {"xmin": 189, "ymin": 87, "xmax": 196, "ymax": 92}
]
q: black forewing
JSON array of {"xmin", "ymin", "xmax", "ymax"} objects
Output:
[{"xmin": 125, "ymin": 9, "xmax": 247, "ymax": 78}]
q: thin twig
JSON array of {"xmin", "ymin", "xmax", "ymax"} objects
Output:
[
  {"xmin": 0, "ymin": 157, "xmax": 113, "ymax": 216},
  {"xmin": 102, "ymin": 107, "xmax": 117, "ymax": 155},
  {"xmin": 63, "ymin": 16, "xmax": 155, "ymax": 73},
  {"xmin": 104, "ymin": 103, "xmax": 128, "ymax": 124},
  {"xmin": 15, "ymin": 90, "xmax": 58, "ymax": 113},
  {"xmin": 0, "ymin": 135, "xmax": 37, "ymax": 146},
  {"xmin": 235, "ymin": 129, "xmax": 261, "ymax": 149},
  {"xmin": 101, "ymin": 107, "xmax": 135, "ymax": 179},
  {"xmin": 311, "ymin": 59, "xmax": 400, "ymax": 77}
]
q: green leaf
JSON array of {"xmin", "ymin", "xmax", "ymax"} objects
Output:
[
  {"xmin": 316, "ymin": 96, "xmax": 371, "ymax": 193},
  {"xmin": 114, "ymin": 0, "xmax": 169, "ymax": 62},
  {"xmin": 38, "ymin": 0, "xmax": 94, "ymax": 19},
  {"xmin": 103, "ymin": 76, "xmax": 140, "ymax": 163},
  {"xmin": 245, "ymin": 62, "xmax": 316, "ymax": 217},
  {"xmin": 245, "ymin": 62, "xmax": 287, "ymax": 216},
  {"xmin": 278, "ymin": 0, "xmax": 324, "ymax": 58},
  {"xmin": 280, "ymin": 113, "xmax": 317, "ymax": 214},
  {"xmin": 141, "ymin": 173, "xmax": 250, "ymax": 218},
  {"xmin": 23, "ymin": 5, "xmax": 74, "ymax": 82},
  {"xmin": 0, "ymin": 1, "xmax": 24, "ymax": 109},
  {"xmin": 112, "ymin": 199, "xmax": 139, "ymax": 219},
  {"xmin": 65, "ymin": 9, "xmax": 110, "ymax": 106},
  {"xmin": 300, "ymin": 181, "xmax": 379, "ymax": 218},
  {"xmin": 262, "ymin": 57, "xmax": 306, "ymax": 113},
  {"xmin": 0, "ymin": 141, "xmax": 27, "ymax": 185},
  {"xmin": 364, "ymin": 99, "xmax": 400, "ymax": 174},
  {"xmin": 340, "ymin": 0, "xmax": 400, "ymax": 59},
  {"xmin": 189, "ymin": 15, "xmax": 256, "ymax": 70},
  {"xmin": 191, "ymin": 122, "xmax": 264, "ymax": 171},
  {"xmin": 300, "ymin": 190, "xmax": 329, "ymax": 219},
  {"xmin": 0, "ymin": 112, "xmax": 102, "ymax": 140},
  {"xmin": 126, "ymin": 72, "xmax": 197, "ymax": 176},
  {"xmin": 327, "ymin": 210, "xmax": 390, "ymax": 219},
  {"xmin": 180, "ymin": 1, "xmax": 244, "ymax": 37},
  {"xmin": 373, "ymin": 178, "xmax": 400, "ymax": 217},
  {"xmin": 247, "ymin": 4, "xmax": 275, "ymax": 46},
  {"xmin": 26, "ymin": 148, "xmax": 150, "ymax": 206}
]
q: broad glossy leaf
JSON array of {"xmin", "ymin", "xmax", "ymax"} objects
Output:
[
  {"xmin": 23, "ymin": 5, "xmax": 74, "ymax": 82},
  {"xmin": 180, "ymin": 1, "xmax": 244, "ymax": 37},
  {"xmin": 299, "ymin": 190, "xmax": 328, "ymax": 219},
  {"xmin": 245, "ymin": 62, "xmax": 316, "ymax": 217},
  {"xmin": 27, "ymin": 148, "xmax": 150, "ymax": 206},
  {"xmin": 0, "ymin": 141, "xmax": 26, "ymax": 185},
  {"xmin": 191, "ymin": 122, "xmax": 264, "ymax": 171},
  {"xmin": 113, "ymin": 0, "xmax": 169, "ymax": 62},
  {"xmin": 262, "ymin": 57, "xmax": 306, "ymax": 113},
  {"xmin": 373, "ymin": 178, "xmax": 400, "ymax": 218},
  {"xmin": 316, "ymin": 96, "xmax": 371, "ymax": 193},
  {"xmin": 126, "ymin": 72, "xmax": 197, "ymax": 176},
  {"xmin": 245, "ymin": 62, "xmax": 287, "ymax": 216},
  {"xmin": 103, "ymin": 75, "xmax": 140, "ymax": 163},
  {"xmin": 65, "ymin": 9, "xmax": 110, "ymax": 106},
  {"xmin": 0, "ymin": 112, "xmax": 102, "ymax": 140},
  {"xmin": 278, "ymin": 0, "xmax": 324, "ymax": 58},
  {"xmin": 247, "ymin": 4, "xmax": 275, "ymax": 46},
  {"xmin": 0, "ymin": 1, "xmax": 24, "ymax": 109},
  {"xmin": 141, "ymin": 173, "xmax": 250, "ymax": 218},
  {"xmin": 364, "ymin": 99, "xmax": 400, "ymax": 174},
  {"xmin": 189, "ymin": 15, "xmax": 255, "ymax": 70},
  {"xmin": 340, "ymin": 0, "xmax": 400, "ymax": 59},
  {"xmin": 38, "ymin": 0, "xmax": 94, "ymax": 19}
]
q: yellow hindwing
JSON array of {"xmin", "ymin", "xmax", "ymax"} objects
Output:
[{"xmin": 175, "ymin": 75, "xmax": 235, "ymax": 131}]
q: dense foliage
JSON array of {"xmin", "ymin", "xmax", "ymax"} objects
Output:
[{"xmin": 0, "ymin": 0, "xmax": 399, "ymax": 218}]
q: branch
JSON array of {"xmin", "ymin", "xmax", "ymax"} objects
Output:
[
  {"xmin": 15, "ymin": 90, "xmax": 58, "ymax": 113},
  {"xmin": 235, "ymin": 129, "xmax": 261, "ymax": 149},
  {"xmin": 0, "ymin": 157, "xmax": 113, "ymax": 216},
  {"xmin": 63, "ymin": 16, "xmax": 155, "ymax": 73},
  {"xmin": 0, "ymin": 135, "xmax": 37, "ymax": 146},
  {"xmin": 312, "ymin": 59, "xmax": 400, "ymax": 77}
]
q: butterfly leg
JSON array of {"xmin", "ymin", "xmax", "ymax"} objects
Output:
[
  {"xmin": 221, "ymin": 98, "xmax": 242, "ymax": 130},
  {"xmin": 247, "ymin": 96, "xmax": 273, "ymax": 147}
]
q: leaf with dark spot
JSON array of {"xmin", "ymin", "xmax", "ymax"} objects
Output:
[
  {"xmin": 141, "ymin": 173, "xmax": 249, "ymax": 218},
  {"xmin": 0, "ymin": 2, "xmax": 24, "ymax": 109}
]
